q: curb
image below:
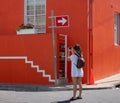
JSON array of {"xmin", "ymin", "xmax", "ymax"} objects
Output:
[{"xmin": 0, "ymin": 83, "xmax": 118, "ymax": 92}]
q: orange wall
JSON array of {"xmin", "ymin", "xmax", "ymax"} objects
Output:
[
  {"xmin": 47, "ymin": 0, "xmax": 89, "ymax": 83},
  {"xmin": 0, "ymin": 34, "xmax": 55, "ymax": 85},
  {"xmin": 0, "ymin": 0, "xmax": 89, "ymax": 83},
  {"xmin": 93, "ymin": 0, "xmax": 120, "ymax": 80},
  {"xmin": 0, "ymin": 0, "xmax": 24, "ymax": 35},
  {"xmin": 2, "ymin": 0, "xmax": 119, "ymax": 84}
]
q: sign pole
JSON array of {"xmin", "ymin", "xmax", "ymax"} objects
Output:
[
  {"xmin": 49, "ymin": 12, "xmax": 69, "ymax": 85},
  {"xmin": 51, "ymin": 10, "xmax": 57, "ymax": 85}
]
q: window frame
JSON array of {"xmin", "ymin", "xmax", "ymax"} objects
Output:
[
  {"xmin": 24, "ymin": 0, "xmax": 46, "ymax": 34},
  {"xmin": 114, "ymin": 12, "xmax": 120, "ymax": 45}
]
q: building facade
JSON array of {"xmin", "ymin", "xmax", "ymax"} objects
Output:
[{"xmin": 0, "ymin": 0, "xmax": 120, "ymax": 85}]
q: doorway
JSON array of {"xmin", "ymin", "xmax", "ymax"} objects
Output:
[{"xmin": 56, "ymin": 34, "xmax": 67, "ymax": 85}]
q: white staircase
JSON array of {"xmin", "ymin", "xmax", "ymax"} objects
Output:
[{"xmin": 0, "ymin": 56, "xmax": 55, "ymax": 82}]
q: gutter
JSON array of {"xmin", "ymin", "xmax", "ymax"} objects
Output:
[{"xmin": 87, "ymin": 0, "xmax": 94, "ymax": 84}]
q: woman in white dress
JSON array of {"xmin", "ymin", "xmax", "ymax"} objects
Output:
[{"xmin": 68, "ymin": 44, "xmax": 84, "ymax": 101}]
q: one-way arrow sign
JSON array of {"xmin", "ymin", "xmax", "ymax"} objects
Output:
[
  {"xmin": 58, "ymin": 17, "xmax": 67, "ymax": 25},
  {"xmin": 55, "ymin": 15, "xmax": 69, "ymax": 27}
]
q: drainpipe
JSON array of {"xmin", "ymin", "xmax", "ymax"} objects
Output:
[{"xmin": 87, "ymin": 0, "xmax": 94, "ymax": 85}]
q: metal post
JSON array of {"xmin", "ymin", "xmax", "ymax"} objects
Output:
[
  {"xmin": 51, "ymin": 10, "xmax": 57, "ymax": 85},
  {"xmin": 65, "ymin": 35, "xmax": 67, "ymax": 78}
]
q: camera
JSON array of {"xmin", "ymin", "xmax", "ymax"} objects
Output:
[
  {"xmin": 68, "ymin": 47, "xmax": 72, "ymax": 51},
  {"xmin": 69, "ymin": 47, "xmax": 72, "ymax": 50}
]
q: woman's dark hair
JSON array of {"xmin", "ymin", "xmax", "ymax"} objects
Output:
[{"xmin": 73, "ymin": 44, "xmax": 82, "ymax": 55}]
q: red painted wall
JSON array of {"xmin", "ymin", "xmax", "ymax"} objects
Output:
[
  {"xmin": 0, "ymin": 0, "xmax": 55, "ymax": 85},
  {"xmin": 47, "ymin": 0, "xmax": 89, "ymax": 83},
  {"xmin": 0, "ymin": 0, "xmax": 24, "ymax": 35},
  {"xmin": 93, "ymin": 0, "xmax": 120, "ymax": 80},
  {"xmin": 1, "ymin": 0, "xmax": 120, "ymax": 85},
  {"xmin": 0, "ymin": 35, "xmax": 55, "ymax": 85},
  {"xmin": 0, "ymin": 0, "xmax": 89, "ymax": 84}
]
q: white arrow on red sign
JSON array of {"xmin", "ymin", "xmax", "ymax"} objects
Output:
[
  {"xmin": 58, "ymin": 17, "xmax": 67, "ymax": 25},
  {"xmin": 55, "ymin": 15, "xmax": 69, "ymax": 27}
]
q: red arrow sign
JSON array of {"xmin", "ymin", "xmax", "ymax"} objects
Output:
[{"xmin": 55, "ymin": 15, "xmax": 69, "ymax": 27}]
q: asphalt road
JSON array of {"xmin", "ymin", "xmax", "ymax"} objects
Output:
[{"xmin": 0, "ymin": 88, "xmax": 120, "ymax": 103}]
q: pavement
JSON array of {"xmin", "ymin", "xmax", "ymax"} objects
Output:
[
  {"xmin": 0, "ymin": 73, "xmax": 120, "ymax": 91},
  {"xmin": 0, "ymin": 74, "xmax": 120, "ymax": 103},
  {"xmin": 50, "ymin": 73, "xmax": 120, "ymax": 90}
]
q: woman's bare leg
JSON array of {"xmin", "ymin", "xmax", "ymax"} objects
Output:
[
  {"xmin": 72, "ymin": 77, "xmax": 77, "ymax": 98},
  {"xmin": 77, "ymin": 77, "xmax": 82, "ymax": 98}
]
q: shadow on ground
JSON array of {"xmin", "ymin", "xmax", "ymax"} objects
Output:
[{"xmin": 51, "ymin": 100, "xmax": 70, "ymax": 103}]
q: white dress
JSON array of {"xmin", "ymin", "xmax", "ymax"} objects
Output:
[{"xmin": 70, "ymin": 54, "xmax": 84, "ymax": 77}]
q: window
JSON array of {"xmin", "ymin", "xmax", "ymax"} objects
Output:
[
  {"xmin": 24, "ymin": 0, "xmax": 46, "ymax": 34},
  {"xmin": 114, "ymin": 12, "xmax": 120, "ymax": 45}
]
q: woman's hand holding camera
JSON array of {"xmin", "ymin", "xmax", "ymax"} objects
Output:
[{"xmin": 68, "ymin": 47, "xmax": 72, "ymax": 52}]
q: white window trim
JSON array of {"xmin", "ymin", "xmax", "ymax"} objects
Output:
[
  {"xmin": 114, "ymin": 12, "xmax": 120, "ymax": 45},
  {"xmin": 23, "ymin": 0, "xmax": 46, "ymax": 34}
]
